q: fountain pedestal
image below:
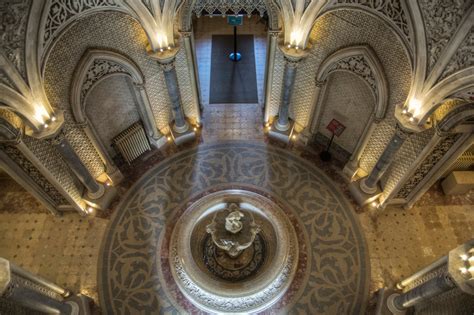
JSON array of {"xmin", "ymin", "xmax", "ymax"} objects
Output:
[{"xmin": 169, "ymin": 190, "xmax": 298, "ymax": 314}]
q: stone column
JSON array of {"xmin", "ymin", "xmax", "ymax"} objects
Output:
[
  {"xmin": 393, "ymin": 272, "xmax": 455, "ymax": 310},
  {"xmin": 51, "ymin": 130, "xmax": 105, "ymax": 200},
  {"xmin": 0, "ymin": 258, "xmax": 76, "ymax": 314},
  {"xmin": 306, "ymin": 79, "xmax": 327, "ymax": 133},
  {"xmin": 78, "ymin": 120, "xmax": 123, "ymax": 184},
  {"xmin": 343, "ymin": 116, "xmax": 381, "ymax": 178},
  {"xmin": 158, "ymin": 59, "xmax": 189, "ymax": 133},
  {"xmin": 131, "ymin": 82, "xmax": 162, "ymax": 144},
  {"xmin": 275, "ymin": 55, "xmax": 301, "ymax": 131},
  {"xmin": 180, "ymin": 31, "xmax": 202, "ymax": 123},
  {"xmin": 360, "ymin": 124, "xmax": 411, "ymax": 194},
  {"xmin": 263, "ymin": 30, "xmax": 280, "ymax": 122}
]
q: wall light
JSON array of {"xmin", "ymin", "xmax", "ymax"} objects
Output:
[{"xmin": 34, "ymin": 106, "xmax": 49, "ymax": 124}]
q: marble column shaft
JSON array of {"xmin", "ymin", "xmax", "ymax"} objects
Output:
[
  {"xmin": 362, "ymin": 125, "xmax": 410, "ymax": 192},
  {"xmin": 160, "ymin": 60, "xmax": 188, "ymax": 133},
  {"xmin": 393, "ymin": 273, "xmax": 455, "ymax": 309},
  {"xmin": 263, "ymin": 31, "xmax": 279, "ymax": 122},
  {"xmin": 276, "ymin": 57, "xmax": 299, "ymax": 130},
  {"xmin": 52, "ymin": 131, "xmax": 104, "ymax": 199},
  {"xmin": 181, "ymin": 31, "xmax": 202, "ymax": 123}
]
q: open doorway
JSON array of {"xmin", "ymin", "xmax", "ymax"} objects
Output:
[{"xmin": 193, "ymin": 15, "xmax": 268, "ymax": 141}]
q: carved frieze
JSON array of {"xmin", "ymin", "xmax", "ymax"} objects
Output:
[
  {"xmin": 0, "ymin": 69, "xmax": 16, "ymax": 90},
  {"xmin": 192, "ymin": 0, "xmax": 267, "ymax": 17},
  {"xmin": 333, "ymin": 0, "xmax": 410, "ymax": 43},
  {"xmin": 0, "ymin": 0, "xmax": 31, "ymax": 80},
  {"xmin": 80, "ymin": 59, "xmax": 128, "ymax": 105},
  {"xmin": 43, "ymin": 0, "xmax": 118, "ymax": 50},
  {"xmin": 326, "ymin": 55, "xmax": 378, "ymax": 99},
  {"xmin": 395, "ymin": 134, "xmax": 460, "ymax": 199},
  {"xmin": 439, "ymin": 31, "xmax": 474, "ymax": 81},
  {"xmin": 418, "ymin": 0, "xmax": 467, "ymax": 72}
]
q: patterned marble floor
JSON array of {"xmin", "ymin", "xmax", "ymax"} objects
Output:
[
  {"xmin": 1, "ymin": 142, "xmax": 473, "ymax": 314},
  {"xmin": 98, "ymin": 142, "xmax": 369, "ymax": 314}
]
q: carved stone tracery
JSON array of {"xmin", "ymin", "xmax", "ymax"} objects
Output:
[
  {"xmin": 418, "ymin": 0, "xmax": 468, "ymax": 71},
  {"xmin": 0, "ymin": 0, "xmax": 31, "ymax": 80},
  {"xmin": 439, "ymin": 30, "xmax": 474, "ymax": 81},
  {"xmin": 332, "ymin": 0, "xmax": 410, "ymax": 44},
  {"xmin": 43, "ymin": 0, "xmax": 119, "ymax": 50},
  {"xmin": 192, "ymin": 0, "xmax": 267, "ymax": 17},
  {"xmin": 80, "ymin": 59, "xmax": 128, "ymax": 105},
  {"xmin": 0, "ymin": 144, "xmax": 69, "ymax": 206},
  {"xmin": 326, "ymin": 54, "xmax": 378, "ymax": 99},
  {"xmin": 395, "ymin": 133, "xmax": 460, "ymax": 199}
]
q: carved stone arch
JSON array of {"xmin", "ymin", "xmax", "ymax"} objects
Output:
[
  {"xmin": 71, "ymin": 49, "xmax": 145, "ymax": 123},
  {"xmin": 419, "ymin": 67, "xmax": 474, "ymax": 124},
  {"xmin": 437, "ymin": 102, "xmax": 474, "ymax": 134},
  {"xmin": 70, "ymin": 49, "xmax": 161, "ymax": 183},
  {"xmin": 316, "ymin": 45, "xmax": 388, "ymax": 120},
  {"xmin": 0, "ymin": 86, "xmax": 39, "ymax": 132},
  {"xmin": 38, "ymin": 0, "xmax": 128, "ymax": 70},
  {"xmin": 390, "ymin": 101, "xmax": 474, "ymax": 209},
  {"xmin": 318, "ymin": 3, "xmax": 413, "ymax": 63},
  {"xmin": 0, "ymin": 108, "xmax": 24, "ymax": 143},
  {"xmin": 178, "ymin": 0, "xmax": 282, "ymax": 32}
]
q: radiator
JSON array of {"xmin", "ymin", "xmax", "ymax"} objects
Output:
[{"xmin": 113, "ymin": 122, "xmax": 151, "ymax": 164}]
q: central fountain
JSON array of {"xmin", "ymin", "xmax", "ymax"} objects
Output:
[{"xmin": 169, "ymin": 189, "xmax": 299, "ymax": 314}]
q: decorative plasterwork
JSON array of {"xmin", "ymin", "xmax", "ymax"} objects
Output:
[
  {"xmin": 71, "ymin": 49, "xmax": 144, "ymax": 123},
  {"xmin": 326, "ymin": 55, "xmax": 377, "ymax": 98},
  {"xmin": 41, "ymin": 0, "xmax": 120, "ymax": 62},
  {"xmin": 329, "ymin": 0, "xmax": 411, "ymax": 46},
  {"xmin": 0, "ymin": 69, "xmax": 16, "ymax": 90},
  {"xmin": 192, "ymin": 0, "xmax": 267, "ymax": 17},
  {"xmin": 316, "ymin": 46, "xmax": 388, "ymax": 120},
  {"xmin": 0, "ymin": 144, "xmax": 68, "ymax": 206},
  {"xmin": 418, "ymin": 0, "xmax": 467, "ymax": 72},
  {"xmin": 395, "ymin": 133, "xmax": 460, "ymax": 199},
  {"xmin": 439, "ymin": 30, "xmax": 474, "ymax": 82},
  {"xmin": 0, "ymin": 0, "xmax": 31, "ymax": 80},
  {"xmin": 80, "ymin": 59, "xmax": 128, "ymax": 105}
]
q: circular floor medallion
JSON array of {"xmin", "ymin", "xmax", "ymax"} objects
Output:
[{"xmin": 99, "ymin": 142, "xmax": 369, "ymax": 314}]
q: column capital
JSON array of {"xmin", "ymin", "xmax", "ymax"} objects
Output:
[
  {"xmin": 395, "ymin": 123, "xmax": 413, "ymax": 140},
  {"xmin": 158, "ymin": 60, "xmax": 176, "ymax": 72},
  {"xmin": 48, "ymin": 128, "xmax": 66, "ymax": 146},
  {"xmin": 315, "ymin": 79, "xmax": 326, "ymax": 87},
  {"xmin": 179, "ymin": 30, "xmax": 193, "ymax": 38},
  {"xmin": 279, "ymin": 44, "xmax": 308, "ymax": 66},
  {"xmin": 75, "ymin": 119, "xmax": 89, "ymax": 130},
  {"xmin": 133, "ymin": 81, "xmax": 146, "ymax": 90},
  {"xmin": 268, "ymin": 29, "xmax": 281, "ymax": 38},
  {"xmin": 147, "ymin": 45, "xmax": 179, "ymax": 66}
]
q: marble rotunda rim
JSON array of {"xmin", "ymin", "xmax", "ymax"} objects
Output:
[{"xmin": 98, "ymin": 141, "xmax": 370, "ymax": 314}]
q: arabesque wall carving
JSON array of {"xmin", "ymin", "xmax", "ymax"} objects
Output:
[{"xmin": 0, "ymin": 0, "xmax": 31, "ymax": 80}]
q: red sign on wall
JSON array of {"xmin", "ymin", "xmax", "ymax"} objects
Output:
[{"xmin": 326, "ymin": 119, "xmax": 346, "ymax": 137}]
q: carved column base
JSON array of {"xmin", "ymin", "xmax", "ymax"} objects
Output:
[
  {"xmin": 172, "ymin": 120, "xmax": 190, "ymax": 134},
  {"xmin": 269, "ymin": 119, "xmax": 294, "ymax": 144},
  {"xmin": 349, "ymin": 178, "xmax": 382, "ymax": 206},
  {"xmin": 373, "ymin": 288, "xmax": 406, "ymax": 315},
  {"xmin": 170, "ymin": 122, "xmax": 196, "ymax": 146},
  {"xmin": 86, "ymin": 183, "xmax": 105, "ymax": 200},
  {"xmin": 84, "ymin": 185, "xmax": 117, "ymax": 211},
  {"xmin": 360, "ymin": 177, "xmax": 378, "ymax": 194},
  {"xmin": 343, "ymin": 160, "xmax": 360, "ymax": 180},
  {"xmin": 106, "ymin": 166, "xmax": 124, "ymax": 185},
  {"xmin": 274, "ymin": 117, "xmax": 290, "ymax": 132}
]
